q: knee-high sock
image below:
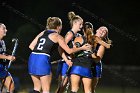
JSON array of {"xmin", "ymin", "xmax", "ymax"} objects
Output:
[
  {"xmin": 70, "ymin": 91, "xmax": 77, "ymax": 93},
  {"xmin": 33, "ymin": 90, "xmax": 40, "ymax": 93}
]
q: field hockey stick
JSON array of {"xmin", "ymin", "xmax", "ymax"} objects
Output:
[
  {"xmin": 56, "ymin": 66, "xmax": 71, "ymax": 93},
  {"xmin": 1, "ymin": 38, "xmax": 18, "ymax": 92},
  {"xmin": 7, "ymin": 38, "xmax": 18, "ymax": 68}
]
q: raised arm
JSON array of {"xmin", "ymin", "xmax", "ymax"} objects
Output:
[
  {"xmin": 95, "ymin": 36, "xmax": 111, "ymax": 49},
  {"xmin": 29, "ymin": 31, "xmax": 45, "ymax": 50}
]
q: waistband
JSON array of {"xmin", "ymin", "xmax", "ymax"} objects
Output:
[{"xmin": 32, "ymin": 52, "xmax": 50, "ymax": 57}]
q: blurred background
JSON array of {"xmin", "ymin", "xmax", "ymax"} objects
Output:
[{"xmin": 0, "ymin": 0, "xmax": 140, "ymax": 93}]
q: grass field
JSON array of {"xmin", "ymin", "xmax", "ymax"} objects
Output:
[
  {"xmin": 4, "ymin": 65, "xmax": 140, "ymax": 93},
  {"xmin": 16, "ymin": 84, "xmax": 140, "ymax": 93}
]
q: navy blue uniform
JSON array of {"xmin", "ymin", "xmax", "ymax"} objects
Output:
[
  {"xmin": 70, "ymin": 36, "xmax": 96, "ymax": 78},
  {"xmin": 28, "ymin": 30, "xmax": 58, "ymax": 75},
  {"xmin": 0, "ymin": 40, "xmax": 11, "ymax": 78},
  {"xmin": 91, "ymin": 44, "xmax": 102, "ymax": 78},
  {"xmin": 57, "ymin": 30, "xmax": 81, "ymax": 76}
]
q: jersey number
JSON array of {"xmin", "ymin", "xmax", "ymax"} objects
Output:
[{"xmin": 37, "ymin": 38, "xmax": 46, "ymax": 50}]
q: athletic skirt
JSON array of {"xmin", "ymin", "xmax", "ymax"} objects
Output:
[
  {"xmin": 28, "ymin": 52, "xmax": 51, "ymax": 75},
  {"xmin": 70, "ymin": 56, "xmax": 94, "ymax": 78},
  {"xmin": 0, "ymin": 64, "xmax": 11, "ymax": 78},
  {"xmin": 91, "ymin": 61, "xmax": 102, "ymax": 78},
  {"xmin": 57, "ymin": 60, "xmax": 69, "ymax": 77},
  {"xmin": 70, "ymin": 65, "xmax": 93, "ymax": 78}
]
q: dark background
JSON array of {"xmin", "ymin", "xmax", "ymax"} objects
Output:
[
  {"xmin": 0, "ymin": 0, "xmax": 140, "ymax": 92},
  {"xmin": 0, "ymin": 0, "xmax": 139, "ymax": 66}
]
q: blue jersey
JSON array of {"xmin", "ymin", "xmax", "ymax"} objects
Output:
[
  {"xmin": 0, "ymin": 40, "xmax": 10, "ymax": 78},
  {"xmin": 33, "ymin": 30, "xmax": 57, "ymax": 54},
  {"xmin": 0, "ymin": 40, "xmax": 6, "ymax": 63},
  {"xmin": 92, "ymin": 44, "xmax": 102, "ymax": 78},
  {"xmin": 28, "ymin": 30, "xmax": 58, "ymax": 75},
  {"xmin": 57, "ymin": 30, "xmax": 81, "ymax": 76}
]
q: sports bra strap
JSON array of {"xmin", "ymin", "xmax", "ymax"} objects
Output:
[{"xmin": 69, "ymin": 30, "xmax": 75, "ymax": 37}]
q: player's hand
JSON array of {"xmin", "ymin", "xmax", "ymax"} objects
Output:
[
  {"xmin": 82, "ymin": 43, "xmax": 92, "ymax": 51},
  {"xmin": 66, "ymin": 60, "xmax": 73, "ymax": 67},
  {"xmin": 7, "ymin": 55, "xmax": 16, "ymax": 61}
]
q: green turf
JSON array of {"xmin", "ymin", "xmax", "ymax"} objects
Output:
[{"xmin": 16, "ymin": 85, "xmax": 140, "ymax": 93}]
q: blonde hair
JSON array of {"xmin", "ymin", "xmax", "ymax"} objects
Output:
[
  {"xmin": 104, "ymin": 31, "xmax": 112, "ymax": 44},
  {"xmin": 68, "ymin": 11, "xmax": 83, "ymax": 27},
  {"xmin": 46, "ymin": 17, "xmax": 62, "ymax": 29}
]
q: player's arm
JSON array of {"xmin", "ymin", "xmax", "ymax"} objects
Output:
[
  {"xmin": 95, "ymin": 36, "xmax": 111, "ymax": 49},
  {"xmin": 29, "ymin": 31, "xmax": 45, "ymax": 50},
  {"xmin": 57, "ymin": 34, "xmax": 91, "ymax": 54},
  {"xmin": 0, "ymin": 54, "xmax": 15, "ymax": 61},
  {"xmin": 92, "ymin": 45, "xmax": 105, "ymax": 62}
]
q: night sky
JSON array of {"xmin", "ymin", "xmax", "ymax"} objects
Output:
[{"xmin": 0, "ymin": 0, "xmax": 140, "ymax": 66}]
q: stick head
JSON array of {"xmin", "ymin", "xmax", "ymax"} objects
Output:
[{"xmin": 12, "ymin": 38, "xmax": 18, "ymax": 42}]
